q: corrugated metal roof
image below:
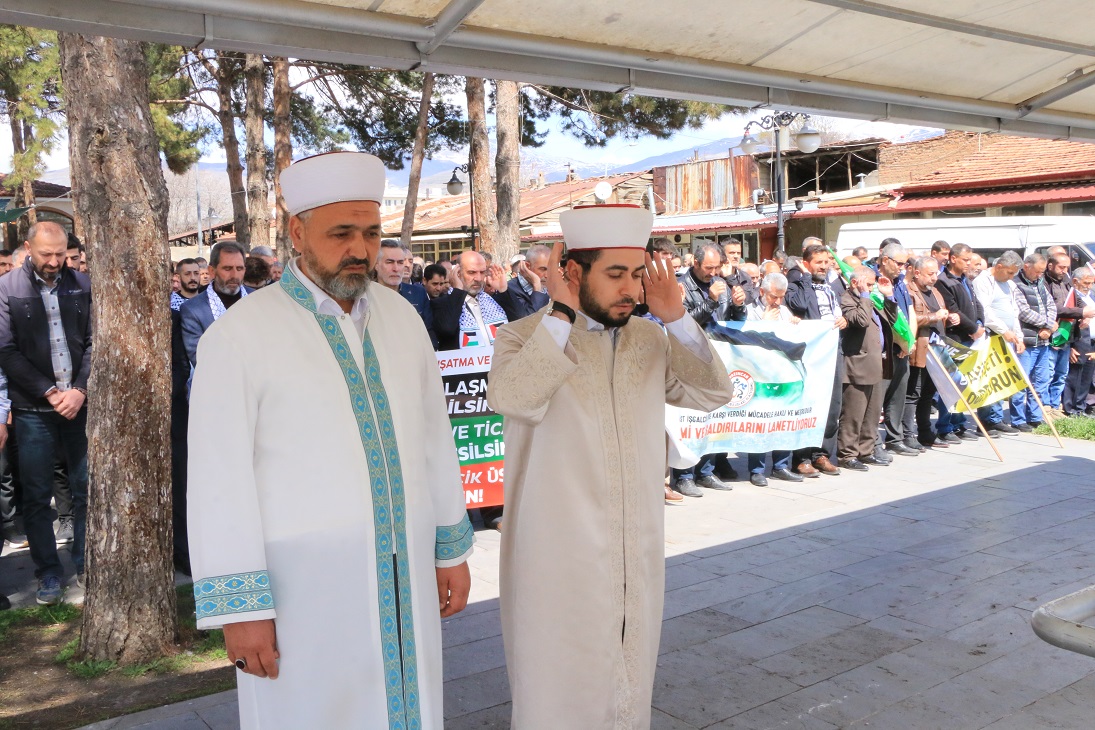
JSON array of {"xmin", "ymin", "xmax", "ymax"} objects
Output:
[{"xmin": 13, "ymin": 1, "xmax": 1095, "ymax": 142}]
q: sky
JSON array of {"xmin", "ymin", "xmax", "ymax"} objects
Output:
[{"xmin": 1, "ymin": 108, "xmax": 933, "ymax": 180}]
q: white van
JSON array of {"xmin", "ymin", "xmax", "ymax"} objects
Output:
[{"xmin": 833, "ymin": 216, "xmax": 1095, "ymax": 267}]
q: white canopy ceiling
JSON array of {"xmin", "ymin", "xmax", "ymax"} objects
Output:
[{"xmin": 6, "ymin": 0, "xmax": 1095, "ymax": 141}]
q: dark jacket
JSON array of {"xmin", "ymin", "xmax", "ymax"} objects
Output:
[
  {"xmin": 908, "ymin": 283, "xmax": 946, "ymax": 368},
  {"xmin": 934, "ymin": 268, "xmax": 983, "ymax": 342},
  {"xmin": 1013, "ymin": 269, "xmax": 1057, "ymax": 348},
  {"xmin": 678, "ymin": 269, "xmax": 744, "ymax": 328},
  {"xmin": 179, "ymin": 286, "xmax": 253, "ymax": 368},
  {"xmin": 1045, "ymin": 272, "xmax": 1085, "ymax": 344},
  {"xmin": 505, "ymin": 276, "xmax": 550, "ymax": 320},
  {"xmin": 840, "ymin": 287, "xmax": 897, "ymax": 385},
  {"xmin": 398, "ymin": 282, "xmax": 439, "ymax": 350},
  {"xmin": 431, "ymin": 287, "xmax": 520, "ymax": 352},
  {"xmin": 0, "ymin": 259, "xmax": 92, "ymax": 410},
  {"xmin": 785, "ymin": 271, "xmax": 845, "ymax": 321}
]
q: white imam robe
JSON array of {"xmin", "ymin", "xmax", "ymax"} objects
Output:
[
  {"xmin": 187, "ymin": 268, "xmax": 472, "ymax": 730},
  {"xmin": 487, "ymin": 311, "xmax": 734, "ymax": 729}
]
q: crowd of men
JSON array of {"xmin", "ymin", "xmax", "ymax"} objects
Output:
[{"xmin": 3, "ymin": 222, "xmax": 1090, "ymax": 610}]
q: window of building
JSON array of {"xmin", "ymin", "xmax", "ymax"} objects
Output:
[
  {"xmin": 411, "ymin": 237, "xmax": 475, "ymax": 263},
  {"xmin": 931, "ymin": 208, "xmax": 987, "ymax": 218},
  {"xmin": 719, "ymin": 230, "xmax": 760, "ymax": 262},
  {"xmin": 1001, "ymin": 204, "xmax": 1044, "ymax": 217},
  {"xmin": 1063, "ymin": 200, "xmax": 1095, "ymax": 217}
]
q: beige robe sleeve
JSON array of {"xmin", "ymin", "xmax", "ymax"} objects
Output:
[
  {"xmin": 664, "ymin": 328, "xmax": 735, "ymax": 412},
  {"xmin": 487, "ymin": 318, "xmax": 579, "ymax": 425}
]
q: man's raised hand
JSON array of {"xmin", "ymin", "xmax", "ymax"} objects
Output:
[{"xmin": 643, "ymin": 253, "xmax": 686, "ymax": 323}]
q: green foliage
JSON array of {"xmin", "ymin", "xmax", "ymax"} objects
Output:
[
  {"xmin": 68, "ymin": 658, "xmax": 118, "ymax": 679},
  {"xmin": 146, "ymin": 44, "xmax": 210, "ymax": 175},
  {"xmin": 0, "ymin": 601, "xmax": 81, "ymax": 642},
  {"xmin": 0, "ymin": 24, "xmax": 62, "ymax": 187},
  {"xmin": 528, "ymin": 86, "xmax": 738, "ymax": 147},
  {"xmin": 55, "ymin": 637, "xmax": 79, "ymax": 663},
  {"xmin": 1034, "ymin": 416, "xmax": 1095, "ymax": 440}
]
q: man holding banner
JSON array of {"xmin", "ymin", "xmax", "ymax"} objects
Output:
[
  {"xmin": 488, "ymin": 204, "xmax": 733, "ymax": 729},
  {"xmin": 971, "ymin": 251, "xmax": 1025, "ymax": 433}
]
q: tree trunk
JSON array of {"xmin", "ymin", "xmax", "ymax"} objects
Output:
[
  {"xmin": 211, "ymin": 55, "xmax": 248, "ymax": 247},
  {"xmin": 9, "ymin": 119, "xmax": 37, "ymax": 242},
  {"xmin": 493, "ymin": 80, "xmax": 521, "ymax": 265},
  {"xmin": 465, "ymin": 77, "xmax": 496, "ymax": 254},
  {"xmin": 400, "ymin": 72, "xmax": 434, "ymax": 249},
  {"xmin": 58, "ymin": 32, "xmax": 176, "ymax": 664},
  {"xmin": 271, "ymin": 56, "xmax": 292, "ymax": 263},
  {"xmin": 243, "ymin": 53, "xmax": 269, "ymax": 253}
]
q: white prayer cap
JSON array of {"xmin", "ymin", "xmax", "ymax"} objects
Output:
[
  {"xmin": 510, "ymin": 254, "xmax": 525, "ymax": 265},
  {"xmin": 279, "ymin": 152, "xmax": 386, "ymax": 216},
  {"xmin": 559, "ymin": 204, "xmax": 653, "ymax": 251}
]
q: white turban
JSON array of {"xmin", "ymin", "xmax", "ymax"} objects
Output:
[
  {"xmin": 558, "ymin": 205, "xmax": 653, "ymax": 250},
  {"xmin": 279, "ymin": 152, "xmax": 386, "ymax": 216}
]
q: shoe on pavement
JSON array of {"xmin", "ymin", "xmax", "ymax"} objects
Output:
[
  {"xmin": 0, "ymin": 593, "xmax": 10, "ymax": 610},
  {"xmin": 771, "ymin": 468, "xmax": 804, "ymax": 482},
  {"xmin": 886, "ymin": 442, "xmax": 920, "ymax": 456},
  {"xmin": 76, "ymin": 572, "xmax": 85, "ymax": 589},
  {"xmin": 713, "ymin": 464, "xmax": 739, "ymax": 482},
  {"xmin": 813, "ymin": 455, "xmax": 841, "ymax": 476},
  {"xmin": 696, "ymin": 475, "xmax": 733, "ymax": 492},
  {"xmin": 904, "ymin": 438, "xmax": 927, "ymax": 453},
  {"xmin": 795, "ymin": 461, "xmax": 821, "ymax": 478},
  {"xmin": 941, "ymin": 432, "xmax": 962, "ymax": 444},
  {"xmin": 988, "ymin": 422, "xmax": 1018, "ymax": 434},
  {"xmin": 55, "ymin": 517, "xmax": 74, "ymax": 545},
  {"xmin": 838, "ymin": 458, "xmax": 869, "ymax": 472},
  {"xmin": 749, "ymin": 473, "xmax": 768, "ymax": 487},
  {"xmin": 664, "ymin": 485, "xmax": 684, "ymax": 503},
  {"xmin": 36, "ymin": 575, "xmax": 64, "ymax": 606},
  {"xmin": 861, "ymin": 455, "xmax": 891, "ymax": 467},
  {"xmin": 674, "ymin": 478, "xmax": 703, "ymax": 498},
  {"xmin": 871, "ymin": 449, "xmax": 894, "ymax": 464},
  {"xmin": 1015, "ymin": 422, "xmax": 1033, "ymax": 433},
  {"xmin": 957, "ymin": 430, "xmax": 978, "ymax": 441},
  {"xmin": 3, "ymin": 531, "xmax": 28, "ymax": 549}
]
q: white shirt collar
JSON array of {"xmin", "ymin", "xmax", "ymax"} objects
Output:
[
  {"xmin": 577, "ymin": 310, "xmax": 612, "ymax": 332},
  {"xmin": 289, "ymin": 258, "xmax": 369, "ymax": 324}
]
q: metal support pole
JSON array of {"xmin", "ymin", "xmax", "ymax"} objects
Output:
[{"xmin": 775, "ymin": 127, "xmax": 785, "ymax": 254}]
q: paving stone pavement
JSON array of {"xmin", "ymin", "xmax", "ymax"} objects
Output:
[{"xmin": 24, "ymin": 432, "xmax": 1095, "ymax": 728}]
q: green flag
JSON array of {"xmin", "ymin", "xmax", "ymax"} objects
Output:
[
  {"xmin": 0, "ymin": 205, "xmax": 31, "ymax": 224},
  {"xmin": 827, "ymin": 247, "xmax": 915, "ymax": 350}
]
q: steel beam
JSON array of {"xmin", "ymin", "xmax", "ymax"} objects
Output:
[{"xmin": 417, "ymin": 0, "xmax": 487, "ymax": 56}]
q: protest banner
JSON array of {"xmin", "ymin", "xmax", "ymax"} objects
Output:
[
  {"xmin": 666, "ymin": 320, "xmax": 838, "ymax": 468},
  {"xmin": 437, "ymin": 346, "xmax": 504, "ymax": 507},
  {"xmin": 925, "ymin": 332, "xmax": 1026, "ymax": 412}
]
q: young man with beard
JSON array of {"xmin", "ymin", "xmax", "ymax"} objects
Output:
[
  {"xmin": 785, "ymin": 241, "xmax": 849, "ymax": 477},
  {"xmin": 179, "ymin": 242, "xmax": 250, "ymax": 368},
  {"xmin": 170, "ymin": 258, "xmax": 202, "ymax": 311},
  {"xmin": 186, "ymin": 152, "xmax": 471, "ymax": 729},
  {"xmin": 488, "ymin": 204, "xmax": 733, "ymax": 729}
]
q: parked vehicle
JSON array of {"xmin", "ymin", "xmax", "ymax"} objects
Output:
[{"xmin": 833, "ymin": 216, "xmax": 1095, "ymax": 267}]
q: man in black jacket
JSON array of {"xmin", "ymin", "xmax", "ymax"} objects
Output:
[
  {"xmin": 932, "ymin": 243, "xmax": 984, "ymax": 443},
  {"xmin": 785, "ymin": 242, "xmax": 848, "ymax": 477},
  {"xmin": 432, "ymin": 250, "xmax": 521, "ymax": 351},
  {"xmin": 0, "ymin": 222, "xmax": 92, "ymax": 605},
  {"xmin": 1045, "ymin": 252, "xmax": 1095, "ymax": 416}
]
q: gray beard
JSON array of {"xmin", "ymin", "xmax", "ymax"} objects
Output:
[
  {"xmin": 303, "ymin": 249, "xmax": 370, "ymax": 302},
  {"xmin": 213, "ymin": 280, "xmax": 241, "ymax": 296}
]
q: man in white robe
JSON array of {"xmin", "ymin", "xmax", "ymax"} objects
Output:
[
  {"xmin": 487, "ymin": 205, "xmax": 734, "ymax": 729},
  {"xmin": 187, "ymin": 151, "xmax": 473, "ymax": 730}
]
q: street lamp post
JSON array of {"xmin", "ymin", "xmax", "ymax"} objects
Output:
[
  {"xmin": 446, "ymin": 164, "xmax": 477, "ymax": 252},
  {"xmin": 739, "ymin": 112, "xmax": 821, "ymax": 254}
]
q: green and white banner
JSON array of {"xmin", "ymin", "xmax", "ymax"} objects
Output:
[{"xmin": 667, "ymin": 320, "xmax": 839, "ymax": 467}]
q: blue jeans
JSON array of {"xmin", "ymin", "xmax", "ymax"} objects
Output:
[
  {"xmin": 1011, "ymin": 345, "xmax": 1053, "ymax": 426},
  {"xmin": 15, "ymin": 408, "xmax": 88, "ymax": 579},
  {"xmin": 1047, "ymin": 346, "xmax": 1071, "ymax": 408},
  {"xmin": 935, "ymin": 397, "xmax": 967, "ymax": 435},
  {"xmin": 747, "ymin": 451, "xmax": 791, "ymax": 475},
  {"xmin": 978, "ymin": 401, "xmax": 1004, "ymax": 426}
]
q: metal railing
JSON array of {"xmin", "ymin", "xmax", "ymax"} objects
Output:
[{"xmin": 1032, "ymin": 585, "xmax": 1095, "ymax": 659}]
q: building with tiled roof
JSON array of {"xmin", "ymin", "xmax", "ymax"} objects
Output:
[
  {"xmin": 0, "ymin": 173, "xmax": 75, "ymax": 248},
  {"xmin": 383, "ymin": 171, "xmax": 652, "ymax": 262}
]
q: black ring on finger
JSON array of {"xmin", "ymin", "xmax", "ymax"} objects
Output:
[{"xmin": 235, "ymin": 658, "xmax": 247, "ymax": 670}]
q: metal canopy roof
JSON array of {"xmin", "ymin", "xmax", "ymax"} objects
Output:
[{"xmin": 7, "ymin": 0, "xmax": 1095, "ymax": 141}]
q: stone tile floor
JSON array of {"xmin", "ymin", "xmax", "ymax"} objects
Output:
[{"xmin": 7, "ymin": 431, "xmax": 1091, "ymax": 728}]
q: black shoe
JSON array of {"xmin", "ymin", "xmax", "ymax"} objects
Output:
[
  {"xmin": 696, "ymin": 475, "xmax": 733, "ymax": 491},
  {"xmin": 989, "ymin": 422, "xmax": 1018, "ymax": 434},
  {"xmin": 771, "ymin": 468, "xmax": 804, "ymax": 482},
  {"xmin": 871, "ymin": 449, "xmax": 894, "ymax": 464},
  {"xmin": 0, "ymin": 593, "xmax": 9, "ymax": 611},
  {"xmin": 713, "ymin": 464, "xmax": 739, "ymax": 482},
  {"xmin": 941, "ymin": 433, "xmax": 962, "ymax": 444},
  {"xmin": 750, "ymin": 473, "xmax": 768, "ymax": 487},
  {"xmin": 1015, "ymin": 423, "xmax": 1034, "ymax": 433},
  {"xmin": 922, "ymin": 436, "xmax": 948, "ymax": 448},
  {"xmin": 903, "ymin": 438, "xmax": 927, "ymax": 453},
  {"xmin": 886, "ymin": 442, "xmax": 920, "ymax": 456},
  {"xmin": 861, "ymin": 455, "xmax": 891, "ymax": 467},
  {"xmin": 838, "ymin": 458, "xmax": 869, "ymax": 472},
  {"xmin": 674, "ymin": 478, "xmax": 703, "ymax": 498},
  {"xmin": 957, "ymin": 430, "xmax": 978, "ymax": 441}
]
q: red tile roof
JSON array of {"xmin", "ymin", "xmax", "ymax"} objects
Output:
[
  {"xmin": 382, "ymin": 172, "xmax": 647, "ymax": 232},
  {"xmin": 902, "ymin": 134, "xmax": 1095, "ymax": 193},
  {"xmin": 0, "ymin": 173, "xmax": 71, "ymax": 201}
]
